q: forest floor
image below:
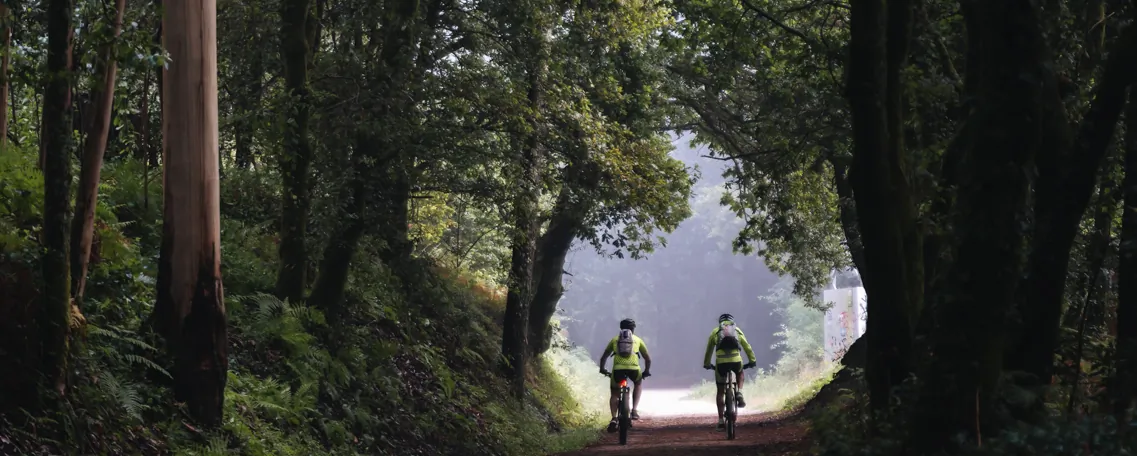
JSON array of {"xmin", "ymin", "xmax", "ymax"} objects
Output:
[{"xmin": 553, "ymin": 390, "xmax": 809, "ymax": 456}]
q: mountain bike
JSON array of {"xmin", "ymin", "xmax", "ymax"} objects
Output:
[
  {"xmin": 602, "ymin": 370, "xmax": 633, "ymax": 445},
  {"xmin": 707, "ymin": 363, "xmax": 755, "ymax": 440}
]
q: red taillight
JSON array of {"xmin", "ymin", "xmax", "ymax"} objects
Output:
[{"xmin": 619, "ymin": 379, "xmax": 628, "ymax": 388}]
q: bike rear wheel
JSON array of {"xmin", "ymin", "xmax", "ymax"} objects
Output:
[
  {"xmin": 725, "ymin": 372, "xmax": 737, "ymax": 440},
  {"xmin": 618, "ymin": 387, "xmax": 630, "ymax": 445}
]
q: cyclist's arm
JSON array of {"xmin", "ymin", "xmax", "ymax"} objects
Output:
[
  {"xmin": 640, "ymin": 343, "xmax": 652, "ymax": 372},
  {"xmin": 703, "ymin": 332, "xmax": 716, "ymax": 366},
  {"xmin": 739, "ymin": 331, "xmax": 757, "ymax": 364},
  {"xmin": 599, "ymin": 340, "xmax": 615, "ymax": 368}
]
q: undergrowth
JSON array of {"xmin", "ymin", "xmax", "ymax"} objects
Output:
[
  {"xmin": 0, "ymin": 146, "xmax": 601, "ymax": 456},
  {"xmin": 685, "ymin": 361, "xmax": 838, "ymax": 412}
]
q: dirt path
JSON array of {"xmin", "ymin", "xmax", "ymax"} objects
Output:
[{"xmin": 553, "ymin": 390, "xmax": 809, "ymax": 456}]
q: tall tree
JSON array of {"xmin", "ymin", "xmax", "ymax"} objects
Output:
[
  {"xmin": 70, "ymin": 0, "xmax": 127, "ymax": 304},
  {"xmin": 275, "ymin": 0, "xmax": 314, "ymax": 304},
  {"xmin": 153, "ymin": 0, "xmax": 228, "ymax": 427},
  {"xmin": 845, "ymin": 0, "xmax": 922, "ymax": 412},
  {"xmin": 500, "ymin": 0, "xmax": 549, "ymax": 397},
  {"xmin": 40, "ymin": 0, "xmax": 77, "ymax": 397}
]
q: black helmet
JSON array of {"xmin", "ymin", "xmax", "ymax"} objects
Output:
[
  {"xmin": 620, "ymin": 318, "xmax": 636, "ymax": 330},
  {"xmin": 718, "ymin": 313, "xmax": 734, "ymax": 323}
]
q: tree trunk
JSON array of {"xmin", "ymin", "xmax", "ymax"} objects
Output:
[
  {"xmin": 70, "ymin": 0, "xmax": 126, "ymax": 304},
  {"xmin": 0, "ymin": 4, "xmax": 11, "ymax": 152},
  {"xmin": 153, "ymin": 0, "xmax": 228, "ymax": 427},
  {"xmin": 1113, "ymin": 91, "xmax": 1137, "ymax": 423},
  {"xmin": 501, "ymin": 29, "xmax": 547, "ymax": 397},
  {"xmin": 39, "ymin": 0, "xmax": 77, "ymax": 397},
  {"xmin": 307, "ymin": 134, "xmax": 375, "ymax": 319},
  {"xmin": 908, "ymin": 0, "xmax": 1053, "ymax": 450},
  {"xmin": 526, "ymin": 189, "xmax": 588, "ymax": 356},
  {"xmin": 845, "ymin": 0, "xmax": 921, "ymax": 413},
  {"xmin": 1007, "ymin": 22, "xmax": 1137, "ymax": 397},
  {"xmin": 275, "ymin": 0, "xmax": 315, "ymax": 304}
]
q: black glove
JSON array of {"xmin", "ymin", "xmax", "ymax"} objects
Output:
[
  {"xmin": 704, "ymin": 364, "xmax": 714, "ymax": 370},
  {"xmin": 744, "ymin": 362, "xmax": 757, "ymax": 369},
  {"xmin": 599, "ymin": 367, "xmax": 610, "ymax": 376},
  {"xmin": 642, "ymin": 370, "xmax": 652, "ymax": 378}
]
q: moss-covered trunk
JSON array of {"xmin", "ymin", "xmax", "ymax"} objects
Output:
[
  {"xmin": 275, "ymin": 0, "xmax": 315, "ymax": 305},
  {"xmin": 39, "ymin": 0, "xmax": 76, "ymax": 399},
  {"xmin": 70, "ymin": 0, "xmax": 126, "ymax": 304},
  {"xmin": 153, "ymin": 0, "xmax": 228, "ymax": 426}
]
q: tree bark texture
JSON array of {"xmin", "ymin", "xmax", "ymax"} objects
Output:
[
  {"xmin": 845, "ymin": 0, "xmax": 921, "ymax": 413},
  {"xmin": 154, "ymin": 0, "xmax": 228, "ymax": 427},
  {"xmin": 275, "ymin": 0, "xmax": 315, "ymax": 304},
  {"xmin": 70, "ymin": 0, "xmax": 126, "ymax": 304},
  {"xmin": 908, "ymin": 0, "xmax": 1052, "ymax": 450},
  {"xmin": 39, "ymin": 0, "xmax": 77, "ymax": 398}
]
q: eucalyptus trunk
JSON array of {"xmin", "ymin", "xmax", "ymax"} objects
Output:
[{"xmin": 153, "ymin": 0, "xmax": 228, "ymax": 427}]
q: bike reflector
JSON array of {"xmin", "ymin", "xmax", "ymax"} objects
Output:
[{"xmin": 619, "ymin": 378, "xmax": 628, "ymax": 388}]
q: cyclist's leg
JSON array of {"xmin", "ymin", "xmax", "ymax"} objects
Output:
[
  {"xmin": 607, "ymin": 375, "xmax": 620, "ymax": 431},
  {"xmin": 714, "ymin": 363, "xmax": 729, "ymax": 429},
  {"xmin": 631, "ymin": 370, "xmax": 644, "ymax": 412},
  {"xmin": 729, "ymin": 363, "xmax": 747, "ymax": 407}
]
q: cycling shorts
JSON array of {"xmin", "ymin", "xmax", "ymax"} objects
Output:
[
  {"xmin": 610, "ymin": 369, "xmax": 642, "ymax": 389},
  {"xmin": 714, "ymin": 362, "xmax": 743, "ymax": 385}
]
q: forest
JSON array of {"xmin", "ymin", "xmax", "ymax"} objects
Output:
[{"xmin": 1, "ymin": 0, "xmax": 1137, "ymax": 454}]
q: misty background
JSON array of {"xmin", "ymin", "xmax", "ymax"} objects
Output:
[{"xmin": 557, "ymin": 135, "xmax": 789, "ymax": 388}]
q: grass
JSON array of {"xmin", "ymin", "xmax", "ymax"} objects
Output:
[{"xmin": 683, "ymin": 361, "xmax": 840, "ymax": 412}]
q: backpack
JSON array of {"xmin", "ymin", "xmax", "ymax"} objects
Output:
[
  {"xmin": 717, "ymin": 322, "xmax": 741, "ymax": 351},
  {"xmin": 616, "ymin": 329, "xmax": 635, "ymax": 356}
]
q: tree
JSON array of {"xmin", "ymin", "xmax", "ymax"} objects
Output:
[
  {"xmin": 40, "ymin": 0, "xmax": 77, "ymax": 398},
  {"xmin": 152, "ymin": 0, "xmax": 228, "ymax": 427},
  {"xmin": 70, "ymin": 0, "xmax": 127, "ymax": 304},
  {"xmin": 275, "ymin": 0, "xmax": 315, "ymax": 304}
]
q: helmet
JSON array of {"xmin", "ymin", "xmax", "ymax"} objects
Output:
[
  {"xmin": 718, "ymin": 313, "xmax": 734, "ymax": 323},
  {"xmin": 619, "ymin": 318, "xmax": 636, "ymax": 330}
]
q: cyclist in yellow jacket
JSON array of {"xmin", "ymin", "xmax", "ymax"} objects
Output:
[
  {"xmin": 703, "ymin": 313, "xmax": 757, "ymax": 431},
  {"xmin": 599, "ymin": 318, "xmax": 652, "ymax": 432}
]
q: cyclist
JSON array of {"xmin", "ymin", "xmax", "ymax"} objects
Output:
[
  {"xmin": 703, "ymin": 313, "xmax": 757, "ymax": 431},
  {"xmin": 598, "ymin": 318, "xmax": 652, "ymax": 433}
]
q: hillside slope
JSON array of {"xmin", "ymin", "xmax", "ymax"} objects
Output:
[{"xmin": 0, "ymin": 149, "xmax": 603, "ymax": 456}]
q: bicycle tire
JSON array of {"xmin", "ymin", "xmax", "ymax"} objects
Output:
[
  {"xmin": 618, "ymin": 388, "xmax": 629, "ymax": 445},
  {"xmin": 725, "ymin": 371, "xmax": 737, "ymax": 440}
]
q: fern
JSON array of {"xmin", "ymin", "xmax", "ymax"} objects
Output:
[
  {"xmin": 96, "ymin": 371, "xmax": 145, "ymax": 421},
  {"xmin": 89, "ymin": 324, "xmax": 158, "ymax": 352}
]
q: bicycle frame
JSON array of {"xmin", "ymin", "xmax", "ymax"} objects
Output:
[
  {"xmin": 723, "ymin": 369, "xmax": 738, "ymax": 440},
  {"xmin": 604, "ymin": 371, "xmax": 634, "ymax": 445}
]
